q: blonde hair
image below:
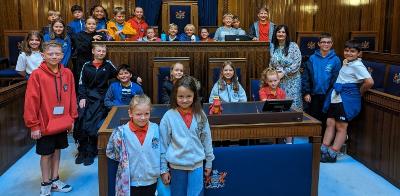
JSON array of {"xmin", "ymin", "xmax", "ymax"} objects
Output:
[
  {"xmin": 129, "ymin": 94, "xmax": 152, "ymax": 110},
  {"xmin": 170, "ymin": 62, "xmax": 184, "ymax": 81},
  {"xmin": 42, "ymin": 41, "xmax": 62, "ymax": 52},
  {"xmin": 260, "ymin": 67, "xmax": 279, "ymax": 88},
  {"xmin": 48, "ymin": 10, "xmax": 60, "ymax": 17},
  {"xmin": 184, "ymin": 24, "xmax": 196, "ymax": 32},
  {"xmin": 222, "ymin": 13, "xmax": 234, "ymax": 19},
  {"xmin": 92, "ymin": 43, "xmax": 107, "ymax": 49},
  {"xmin": 113, "ymin": 7, "xmax": 126, "ymax": 15},
  {"xmin": 169, "ymin": 23, "xmax": 178, "ymax": 30}
]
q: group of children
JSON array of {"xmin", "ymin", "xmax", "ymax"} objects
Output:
[{"xmin": 18, "ymin": 3, "xmax": 375, "ymax": 196}]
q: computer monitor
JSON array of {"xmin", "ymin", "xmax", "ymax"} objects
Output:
[
  {"xmin": 262, "ymin": 99, "xmax": 293, "ymax": 112},
  {"xmin": 225, "ymin": 35, "xmax": 252, "ymax": 41}
]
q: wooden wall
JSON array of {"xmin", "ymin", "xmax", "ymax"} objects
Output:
[{"xmin": 0, "ymin": 0, "xmax": 399, "ymax": 55}]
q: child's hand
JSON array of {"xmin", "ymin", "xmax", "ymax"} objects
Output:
[
  {"xmin": 31, "ymin": 130, "xmax": 41, "ymax": 140},
  {"xmin": 68, "ymin": 123, "xmax": 74, "ymax": 133},
  {"xmin": 115, "ymin": 30, "xmax": 123, "ymax": 35},
  {"xmin": 204, "ymin": 168, "xmax": 212, "ymax": 177},
  {"xmin": 93, "ymin": 35, "xmax": 102, "ymax": 41},
  {"xmin": 161, "ymin": 172, "xmax": 171, "ymax": 185},
  {"xmin": 136, "ymin": 77, "xmax": 142, "ymax": 84},
  {"xmin": 79, "ymin": 99, "xmax": 86, "ymax": 108},
  {"xmin": 304, "ymin": 94, "xmax": 311, "ymax": 103}
]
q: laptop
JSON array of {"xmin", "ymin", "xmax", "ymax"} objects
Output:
[
  {"xmin": 225, "ymin": 35, "xmax": 252, "ymax": 41},
  {"xmin": 262, "ymin": 99, "xmax": 293, "ymax": 112}
]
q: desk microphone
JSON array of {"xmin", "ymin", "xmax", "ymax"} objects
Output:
[{"xmin": 252, "ymin": 94, "xmax": 260, "ymax": 113}]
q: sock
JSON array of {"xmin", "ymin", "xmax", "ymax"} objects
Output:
[
  {"xmin": 51, "ymin": 176, "xmax": 59, "ymax": 182},
  {"xmin": 321, "ymin": 144, "xmax": 329, "ymax": 153},
  {"xmin": 41, "ymin": 181, "xmax": 52, "ymax": 186}
]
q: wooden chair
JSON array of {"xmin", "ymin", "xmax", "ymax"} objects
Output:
[
  {"xmin": 350, "ymin": 31, "xmax": 378, "ymax": 51},
  {"xmin": 296, "ymin": 31, "xmax": 322, "ymax": 62},
  {"xmin": 250, "ymin": 78, "xmax": 260, "ymax": 101},
  {"xmin": 152, "ymin": 57, "xmax": 190, "ymax": 103},
  {"xmin": 207, "ymin": 58, "xmax": 247, "ymax": 99}
]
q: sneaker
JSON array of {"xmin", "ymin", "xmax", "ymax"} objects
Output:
[
  {"xmin": 83, "ymin": 153, "xmax": 95, "ymax": 166},
  {"xmin": 51, "ymin": 178, "xmax": 72, "ymax": 192},
  {"xmin": 321, "ymin": 153, "xmax": 337, "ymax": 163},
  {"xmin": 75, "ymin": 152, "xmax": 85, "ymax": 164},
  {"xmin": 40, "ymin": 182, "xmax": 52, "ymax": 196}
]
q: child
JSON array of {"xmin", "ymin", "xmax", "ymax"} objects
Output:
[
  {"xmin": 15, "ymin": 31, "xmax": 43, "ymax": 80},
  {"xmin": 259, "ymin": 67, "xmax": 286, "ymax": 100},
  {"xmin": 214, "ymin": 13, "xmax": 237, "ymax": 41},
  {"xmin": 139, "ymin": 27, "xmax": 161, "ymax": 41},
  {"xmin": 232, "ymin": 15, "xmax": 246, "ymax": 35},
  {"xmin": 107, "ymin": 7, "xmax": 137, "ymax": 41},
  {"xmin": 24, "ymin": 41, "xmax": 77, "ymax": 196},
  {"xmin": 43, "ymin": 19, "xmax": 72, "ymax": 67},
  {"xmin": 127, "ymin": 6, "xmax": 149, "ymax": 41},
  {"xmin": 178, "ymin": 24, "xmax": 199, "ymax": 42},
  {"xmin": 68, "ymin": 5, "xmax": 85, "ymax": 35},
  {"xmin": 200, "ymin": 28, "xmax": 214, "ymax": 42},
  {"xmin": 320, "ymin": 40, "xmax": 374, "ymax": 163},
  {"xmin": 248, "ymin": 7, "xmax": 275, "ymax": 41},
  {"xmin": 75, "ymin": 44, "xmax": 117, "ymax": 166},
  {"xmin": 90, "ymin": 5, "xmax": 109, "ymax": 36},
  {"xmin": 166, "ymin": 23, "xmax": 180, "ymax": 41},
  {"xmin": 161, "ymin": 62, "xmax": 184, "ymax": 104},
  {"xmin": 41, "ymin": 10, "xmax": 60, "ymax": 35},
  {"xmin": 160, "ymin": 75, "xmax": 214, "ymax": 195},
  {"xmin": 209, "ymin": 61, "xmax": 247, "ymax": 103},
  {"xmin": 302, "ymin": 32, "xmax": 341, "ymax": 131},
  {"xmin": 106, "ymin": 94, "xmax": 160, "ymax": 196},
  {"xmin": 104, "ymin": 64, "xmax": 144, "ymax": 109}
]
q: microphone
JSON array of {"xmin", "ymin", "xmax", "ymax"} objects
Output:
[{"xmin": 252, "ymin": 94, "xmax": 260, "ymax": 113}]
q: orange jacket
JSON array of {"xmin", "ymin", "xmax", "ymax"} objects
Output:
[{"xmin": 107, "ymin": 20, "xmax": 137, "ymax": 41}]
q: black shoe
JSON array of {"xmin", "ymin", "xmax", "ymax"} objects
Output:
[
  {"xmin": 83, "ymin": 153, "xmax": 95, "ymax": 166},
  {"xmin": 321, "ymin": 152, "xmax": 336, "ymax": 163},
  {"xmin": 75, "ymin": 152, "xmax": 85, "ymax": 164}
]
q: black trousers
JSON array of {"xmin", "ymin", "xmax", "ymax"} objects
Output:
[
  {"xmin": 130, "ymin": 183, "xmax": 157, "ymax": 196},
  {"xmin": 307, "ymin": 94, "xmax": 328, "ymax": 133}
]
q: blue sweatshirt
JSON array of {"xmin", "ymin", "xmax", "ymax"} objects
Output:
[
  {"xmin": 302, "ymin": 49, "xmax": 341, "ymax": 95},
  {"xmin": 68, "ymin": 19, "xmax": 85, "ymax": 34},
  {"xmin": 159, "ymin": 109, "xmax": 214, "ymax": 173},
  {"xmin": 43, "ymin": 34, "xmax": 72, "ymax": 67},
  {"xmin": 209, "ymin": 80, "xmax": 247, "ymax": 103},
  {"xmin": 104, "ymin": 81, "xmax": 144, "ymax": 109}
]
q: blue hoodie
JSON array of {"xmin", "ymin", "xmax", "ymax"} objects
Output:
[
  {"xmin": 68, "ymin": 19, "xmax": 85, "ymax": 34},
  {"xmin": 302, "ymin": 49, "xmax": 341, "ymax": 95}
]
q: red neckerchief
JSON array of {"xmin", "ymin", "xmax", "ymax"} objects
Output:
[
  {"xmin": 177, "ymin": 108, "xmax": 193, "ymax": 129},
  {"xmin": 128, "ymin": 120, "xmax": 149, "ymax": 145}
]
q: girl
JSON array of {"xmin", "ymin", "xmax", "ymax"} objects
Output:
[
  {"xmin": 127, "ymin": 6, "xmax": 149, "ymax": 41},
  {"xmin": 214, "ymin": 13, "xmax": 238, "ymax": 41},
  {"xmin": 200, "ymin": 28, "xmax": 214, "ymax": 42},
  {"xmin": 160, "ymin": 75, "xmax": 214, "ymax": 196},
  {"xmin": 90, "ymin": 5, "xmax": 109, "ymax": 36},
  {"xmin": 43, "ymin": 18, "xmax": 72, "ymax": 67},
  {"xmin": 259, "ymin": 67, "xmax": 286, "ymax": 101},
  {"xmin": 139, "ymin": 27, "xmax": 161, "ymax": 42},
  {"xmin": 209, "ymin": 61, "xmax": 247, "ymax": 103},
  {"xmin": 178, "ymin": 24, "xmax": 199, "ymax": 42},
  {"xmin": 161, "ymin": 62, "xmax": 184, "ymax": 104},
  {"xmin": 73, "ymin": 16, "xmax": 105, "ymax": 88},
  {"xmin": 15, "ymin": 31, "xmax": 43, "ymax": 80},
  {"xmin": 75, "ymin": 44, "xmax": 117, "ymax": 166},
  {"xmin": 106, "ymin": 94, "xmax": 160, "ymax": 196}
]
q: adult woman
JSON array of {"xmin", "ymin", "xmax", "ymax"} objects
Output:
[{"xmin": 269, "ymin": 24, "xmax": 302, "ymax": 110}]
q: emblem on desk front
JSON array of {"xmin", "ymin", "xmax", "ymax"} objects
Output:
[
  {"xmin": 205, "ymin": 170, "xmax": 227, "ymax": 189},
  {"xmin": 361, "ymin": 41, "xmax": 370, "ymax": 49},
  {"xmin": 307, "ymin": 41, "xmax": 316, "ymax": 50},
  {"xmin": 393, "ymin": 73, "xmax": 400, "ymax": 84},
  {"xmin": 175, "ymin": 10, "xmax": 186, "ymax": 20}
]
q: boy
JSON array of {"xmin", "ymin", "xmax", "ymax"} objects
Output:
[
  {"xmin": 41, "ymin": 10, "xmax": 61, "ymax": 35},
  {"xmin": 139, "ymin": 27, "xmax": 161, "ymax": 41},
  {"xmin": 107, "ymin": 7, "xmax": 136, "ymax": 41},
  {"xmin": 166, "ymin": 23, "xmax": 179, "ymax": 41},
  {"xmin": 68, "ymin": 5, "xmax": 85, "ymax": 35},
  {"xmin": 232, "ymin": 15, "xmax": 246, "ymax": 35},
  {"xmin": 104, "ymin": 64, "xmax": 144, "ymax": 109},
  {"xmin": 248, "ymin": 7, "xmax": 275, "ymax": 42},
  {"xmin": 75, "ymin": 44, "xmax": 117, "ymax": 166},
  {"xmin": 127, "ymin": 6, "xmax": 149, "ymax": 41},
  {"xmin": 320, "ymin": 40, "xmax": 374, "ymax": 163},
  {"xmin": 24, "ymin": 41, "xmax": 77, "ymax": 196},
  {"xmin": 302, "ymin": 32, "xmax": 341, "ymax": 131},
  {"xmin": 200, "ymin": 28, "xmax": 214, "ymax": 42}
]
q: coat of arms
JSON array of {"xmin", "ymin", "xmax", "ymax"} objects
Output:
[
  {"xmin": 393, "ymin": 73, "xmax": 400, "ymax": 84},
  {"xmin": 175, "ymin": 10, "xmax": 185, "ymax": 20},
  {"xmin": 307, "ymin": 41, "xmax": 316, "ymax": 50},
  {"xmin": 205, "ymin": 169, "xmax": 227, "ymax": 189}
]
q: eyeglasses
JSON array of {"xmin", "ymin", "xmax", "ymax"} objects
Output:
[{"xmin": 320, "ymin": 41, "xmax": 333, "ymax": 44}]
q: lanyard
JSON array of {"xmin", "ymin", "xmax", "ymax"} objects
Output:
[{"xmin": 54, "ymin": 69, "xmax": 63, "ymax": 104}]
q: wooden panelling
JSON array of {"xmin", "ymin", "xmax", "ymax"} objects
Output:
[{"xmin": 0, "ymin": 81, "xmax": 34, "ymax": 175}]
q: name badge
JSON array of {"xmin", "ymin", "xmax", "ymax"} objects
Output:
[{"xmin": 53, "ymin": 106, "xmax": 64, "ymax": 115}]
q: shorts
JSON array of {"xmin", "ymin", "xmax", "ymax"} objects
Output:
[
  {"xmin": 326, "ymin": 103, "xmax": 348, "ymax": 122},
  {"xmin": 36, "ymin": 131, "xmax": 68, "ymax": 155}
]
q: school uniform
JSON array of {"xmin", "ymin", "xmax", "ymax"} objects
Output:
[
  {"xmin": 15, "ymin": 51, "xmax": 43, "ymax": 78},
  {"xmin": 43, "ymin": 34, "xmax": 72, "ymax": 67},
  {"xmin": 209, "ymin": 80, "xmax": 247, "ymax": 103},
  {"xmin": 104, "ymin": 81, "xmax": 144, "ymax": 109}
]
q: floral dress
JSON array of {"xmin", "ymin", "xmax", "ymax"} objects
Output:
[{"xmin": 269, "ymin": 42, "xmax": 303, "ymax": 110}]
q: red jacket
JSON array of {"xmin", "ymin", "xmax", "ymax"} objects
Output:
[
  {"xmin": 24, "ymin": 62, "xmax": 78, "ymax": 132},
  {"xmin": 259, "ymin": 86, "xmax": 286, "ymax": 100},
  {"xmin": 127, "ymin": 17, "xmax": 149, "ymax": 41}
]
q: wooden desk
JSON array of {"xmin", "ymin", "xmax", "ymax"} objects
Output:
[
  {"xmin": 98, "ymin": 41, "xmax": 270, "ymax": 102},
  {"xmin": 98, "ymin": 104, "xmax": 321, "ymax": 196}
]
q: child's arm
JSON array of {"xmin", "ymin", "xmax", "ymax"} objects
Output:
[
  {"xmin": 106, "ymin": 128, "xmax": 122, "ymax": 161},
  {"xmin": 301, "ymin": 60, "xmax": 312, "ymax": 102},
  {"xmin": 360, "ymin": 78, "xmax": 374, "ymax": 96},
  {"xmin": 78, "ymin": 64, "xmax": 88, "ymax": 108},
  {"xmin": 23, "ymin": 74, "xmax": 42, "ymax": 139},
  {"xmin": 61, "ymin": 36, "xmax": 72, "ymax": 67},
  {"xmin": 283, "ymin": 43, "xmax": 302, "ymax": 76},
  {"xmin": 104, "ymin": 85, "xmax": 115, "ymax": 109},
  {"xmin": 201, "ymin": 118, "xmax": 215, "ymax": 170},
  {"xmin": 15, "ymin": 52, "xmax": 27, "ymax": 77},
  {"xmin": 159, "ymin": 116, "xmax": 172, "ymax": 174},
  {"xmin": 122, "ymin": 23, "xmax": 137, "ymax": 36}
]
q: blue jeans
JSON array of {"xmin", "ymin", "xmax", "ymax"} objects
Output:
[{"xmin": 170, "ymin": 167, "xmax": 204, "ymax": 196}]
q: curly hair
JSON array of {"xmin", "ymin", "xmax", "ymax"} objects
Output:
[{"xmin": 260, "ymin": 67, "xmax": 279, "ymax": 88}]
